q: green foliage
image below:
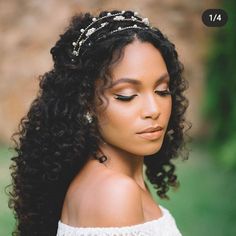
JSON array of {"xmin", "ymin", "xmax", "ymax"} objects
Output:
[
  {"xmin": 202, "ymin": 0, "xmax": 236, "ymax": 169},
  {"xmin": 0, "ymin": 146, "xmax": 15, "ymax": 235}
]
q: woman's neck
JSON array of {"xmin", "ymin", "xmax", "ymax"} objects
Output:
[{"xmin": 90, "ymin": 142, "xmax": 147, "ymax": 191}]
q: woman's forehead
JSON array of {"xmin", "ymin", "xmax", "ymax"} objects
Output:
[{"xmin": 109, "ymin": 41, "xmax": 168, "ymax": 83}]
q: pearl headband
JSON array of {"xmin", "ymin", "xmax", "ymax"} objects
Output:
[{"xmin": 71, "ymin": 11, "xmax": 151, "ymax": 59}]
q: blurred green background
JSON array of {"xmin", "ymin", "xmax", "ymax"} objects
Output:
[
  {"xmin": 2, "ymin": 144, "xmax": 236, "ymax": 235},
  {"xmin": 1, "ymin": 0, "xmax": 236, "ymax": 235}
]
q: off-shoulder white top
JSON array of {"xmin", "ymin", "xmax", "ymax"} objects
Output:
[{"xmin": 56, "ymin": 205, "xmax": 182, "ymax": 236}]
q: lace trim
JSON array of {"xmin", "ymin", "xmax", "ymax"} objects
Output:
[{"xmin": 56, "ymin": 205, "xmax": 182, "ymax": 235}]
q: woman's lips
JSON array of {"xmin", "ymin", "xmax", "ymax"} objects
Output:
[{"xmin": 136, "ymin": 129, "xmax": 163, "ymax": 140}]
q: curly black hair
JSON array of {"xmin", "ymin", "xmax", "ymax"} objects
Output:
[{"xmin": 8, "ymin": 10, "xmax": 191, "ymax": 236}]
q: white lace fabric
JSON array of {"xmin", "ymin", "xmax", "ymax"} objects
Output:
[{"xmin": 56, "ymin": 205, "xmax": 182, "ymax": 236}]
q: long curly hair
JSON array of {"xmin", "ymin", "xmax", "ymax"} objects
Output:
[{"xmin": 8, "ymin": 10, "xmax": 191, "ymax": 236}]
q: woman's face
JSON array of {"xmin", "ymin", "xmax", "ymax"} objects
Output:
[{"xmin": 95, "ymin": 39, "xmax": 172, "ymax": 157}]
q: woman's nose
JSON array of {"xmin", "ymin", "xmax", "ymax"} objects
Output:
[{"xmin": 141, "ymin": 94, "xmax": 160, "ymax": 120}]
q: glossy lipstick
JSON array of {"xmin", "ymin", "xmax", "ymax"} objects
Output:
[{"xmin": 136, "ymin": 126, "xmax": 163, "ymax": 141}]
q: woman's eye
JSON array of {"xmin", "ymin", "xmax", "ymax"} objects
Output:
[
  {"xmin": 114, "ymin": 89, "xmax": 172, "ymax": 102},
  {"xmin": 155, "ymin": 89, "xmax": 172, "ymax": 96},
  {"xmin": 114, "ymin": 94, "xmax": 136, "ymax": 102}
]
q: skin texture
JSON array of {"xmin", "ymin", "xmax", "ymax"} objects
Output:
[{"xmin": 61, "ymin": 39, "xmax": 172, "ymax": 227}]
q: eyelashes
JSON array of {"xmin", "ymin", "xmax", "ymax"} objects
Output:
[
  {"xmin": 114, "ymin": 94, "xmax": 137, "ymax": 101},
  {"xmin": 114, "ymin": 90, "xmax": 172, "ymax": 102},
  {"xmin": 155, "ymin": 90, "xmax": 172, "ymax": 96}
]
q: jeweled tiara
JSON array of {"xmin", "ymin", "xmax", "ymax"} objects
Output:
[{"xmin": 71, "ymin": 11, "xmax": 151, "ymax": 59}]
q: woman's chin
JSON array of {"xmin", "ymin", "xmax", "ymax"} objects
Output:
[{"xmin": 132, "ymin": 146, "xmax": 162, "ymax": 157}]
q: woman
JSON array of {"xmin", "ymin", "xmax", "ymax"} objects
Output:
[{"xmin": 9, "ymin": 10, "xmax": 190, "ymax": 235}]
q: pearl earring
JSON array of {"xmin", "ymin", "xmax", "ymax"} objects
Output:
[
  {"xmin": 84, "ymin": 112, "xmax": 93, "ymax": 123},
  {"xmin": 167, "ymin": 129, "xmax": 174, "ymax": 141}
]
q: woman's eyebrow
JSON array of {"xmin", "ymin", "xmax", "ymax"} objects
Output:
[{"xmin": 110, "ymin": 73, "xmax": 170, "ymax": 88}]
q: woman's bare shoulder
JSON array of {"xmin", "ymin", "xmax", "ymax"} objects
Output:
[{"xmin": 62, "ymin": 163, "xmax": 144, "ymax": 227}]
